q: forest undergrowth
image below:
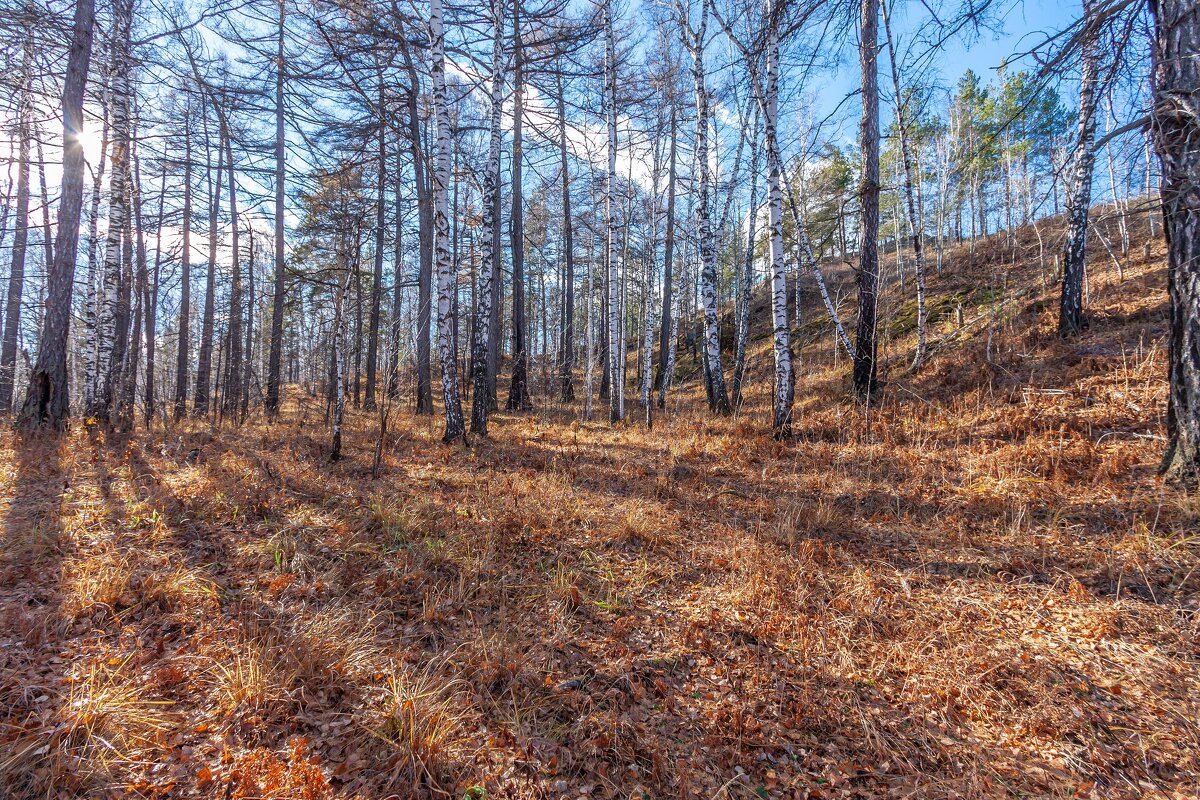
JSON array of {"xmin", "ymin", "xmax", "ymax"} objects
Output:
[{"xmin": 1, "ymin": 210, "xmax": 1197, "ymax": 799}]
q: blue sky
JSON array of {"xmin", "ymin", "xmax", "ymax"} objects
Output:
[{"xmin": 795, "ymin": 0, "xmax": 1085, "ymax": 148}]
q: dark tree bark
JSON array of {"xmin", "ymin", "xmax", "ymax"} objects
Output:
[
  {"xmin": 222, "ymin": 124, "xmax": 243, "ymax": 418},
  {"xmin": 365, "ymin": 78, "xmax": 385, "ymax": 411},
  {"xmin": 266, "ymin": 0, "xmax": 287, "ymax": 416},
  {"xmin": 507, "ymin": 4, "xmax": 532, "ymax": 411},
  {"xmin": 400, "ymin": 44, "xmax": 434, "ymax": 415},
  {"xmin": 852, "ymin": 0, "xmax": 881, "ymax": 402},
  {"xmin": 1151, "ymin": 0, "xmax": 1200, "ymax": 486},
  {"xmin": 731, "ymin": 113, "xmax": 759, "ymax": 408},
  {"xmin": 145, "ymin": 170, "xmax": 165, "ymax": 426},
  {"xmin": 557, "ymin": 69, "xmax": 575, "ymax": 402},
  {"xmin": 241, "ymin": 225, "xmax": 254, "ymax": 420},
  {"xmin": 17, "ymin": 0, "xmax": 96, "ymax": 429},
  {"xmin": 389, "ymin": 132, "xmax": 404, "ymax": 400},
  {"xmin": 654, "ymin": 103, "xmax": 677, "ymax": 402},
  {"xmin": 0, "ymin": 55, "xmax": 31, "ymax": 413},
  {"xmin": 194, "ymin": 114, "xmax": 223, "ymax": 417},
  {"xmin": 174, "ymin": 103, "xmax": 193, "ymax": 420}
]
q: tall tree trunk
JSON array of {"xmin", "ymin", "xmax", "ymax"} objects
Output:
[
  {"xmin": 687, "ymin": 0, "xmax": 731, "ymax": 414},
  {"xmin": 605, "ymin": 0, "xmax": 624, "ymax": 421},
  {"xmin": 882, "ymin": 0, "xmax": 927, "ymax": 370},
  {"xmin": 732, "ymin": 114, "xmax": 759, "ymax": 408},
  {"xmin": 585, "ymin": 226, "xmax": 595, "ymax": 420},
  {"xmin": 35, "ymin": 138, "xmax": 53, "ymax": 274},
  {"xmin": 0, "ymin": 46, "xmax": 32, "ymax": 413},
  {"xmin": 1059, "ymin": 0, "xmax": 1101, "ymax": 337},
  {"xmin": 93, "ymin": 0, "xmax": 132, "ymax": 422},
  {"xmin": 400, "ymin": 44, "xmax": 434, "ymax": 415},
  {"xmin": 266, "ymin": 0, "xmax": 287, "ymax": 416},
  {"xmin": 852, "ymin": 0, "xmax": 881, "ymax": 401},
  {"xmin": 1151, "ymin": 0, "xmax": 1200, "ymax": 486},
  {"xmin": 145, "ymin": 169, "xmax": 165, "ymax": 426},
  {"xmin": 174, "ymin": 103, "xmax": 192, "ymax": 420},
  {"xmin": 431, "ymin": 0, "xmax": 465, "ymax": 442},
  {"xmin": 762, "ymin": 7, "xmax": 794, "ymax": 436},
  {"xmin": 508, "ymin": 5, "xmax": 532, "ymax": 412},
  {"xmin": 330, "ymin": 270, "xmax": 350, "ymax": 460},
  {"xmin": 17, "ymin": 0, "xmax": 95, "ymax": 429},
  {"xmin": 365, "ymin": 79, "xmax": 386, "ymax": 411},
  {"xmin": 389, "ymin": 133, "xmax": 404, "ymax": 399},
  {"xmin": 471, "ymin": 0, "xmax": 504, "ymax": 436},
  {"xmin": 82, "ymin": 61, "xmax": 109, "ymax": 413},
  {"xmin": 222, "ymin": 124, "xmax": 243, "ymax": 418},
  {"xmin": 119, "ymin": 147, "xmax": 147, "ymax": 428},
  {"xmin": 194, "ymin": 109, "xmax": 223, "ymax": 417},
  {"xmin": 655, "ymin": 102, "xmax": 677, "ymax": 402},
  {"xmin": 557, "ymin": 69, "xmax": 576, "ymax": 402}
]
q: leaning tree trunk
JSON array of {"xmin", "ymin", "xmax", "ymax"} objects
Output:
[
  {"xmin": 16, "ymin": 0, "xmax": 96, "ymax": 429},
  {"xmin": 431, "ymin": 0, "xmax": 465, "ymax": 443},
  {"xmin": 471, "ymin": 0, "xmax": 504, "ymax": 436},
  {"xmin": 1059, "ymin": 0, "xmax": 1101, "ymax": 337},
  {"xmin": 852, "ymin": 0, "xmax": 881, "ymax": 402},
  {"xmin": 1151, "ymin": 0, "xmax": 1200, "ymax": 486}
]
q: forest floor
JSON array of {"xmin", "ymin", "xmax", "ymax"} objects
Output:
[{"xmin": 2, "ymin": 208, "xmax": 1199, "ymax": 799}]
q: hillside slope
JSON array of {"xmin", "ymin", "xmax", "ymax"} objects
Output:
[{"xmin": 1, "ymin": 205, "xmax": 1197, "ymax": 800}]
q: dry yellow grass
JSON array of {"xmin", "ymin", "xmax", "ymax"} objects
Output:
[{"xmin": 0, "ymin": 210, "xmax": 1197, "ymax": 798}]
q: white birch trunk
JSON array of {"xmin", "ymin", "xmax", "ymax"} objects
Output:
[
  {"xmin": 431, "ymin": 0, "xmax": 464, "ymax": 442},
  {"xmin": 92, "ymin": 1, "xmax": 131, "ymax": 420},
  {"xmin": 470, "ymin": 0, "xmax": 503, "ymax": 436},
  {"xmin": 763, "ymin": 7, "xmax": 794, "ymax": 435},
  {"xmin": 687, "ymin": 0, "xmax": 730, "ymax": 414}
]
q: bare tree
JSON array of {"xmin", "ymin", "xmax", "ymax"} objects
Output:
[
  {"xmin": 17, "ymin": 0, "xmax": 97, "ymax": 428},
  {"xmin": 1151, "ymin": 0, "xmax": 1200, "ymax": 486}
]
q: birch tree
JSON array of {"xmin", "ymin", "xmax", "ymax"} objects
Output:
[
  {"xmin": 1059, "ymin": 0, "xmax": 1102, "ymax": 337},
  {"xmin": 471, "ymin": 0, "xmax": 503, "ymax": 436},
  {"xmin": 431, "ymin": 0, "xmax": 465, "ymax": 442},
  {"xmin": 680, "ymin": 0, "xmax": 731, "ymax": 415},
  {"xmin": 91, "ymin": 0, "xmax": 133, "ymax": 422}
]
